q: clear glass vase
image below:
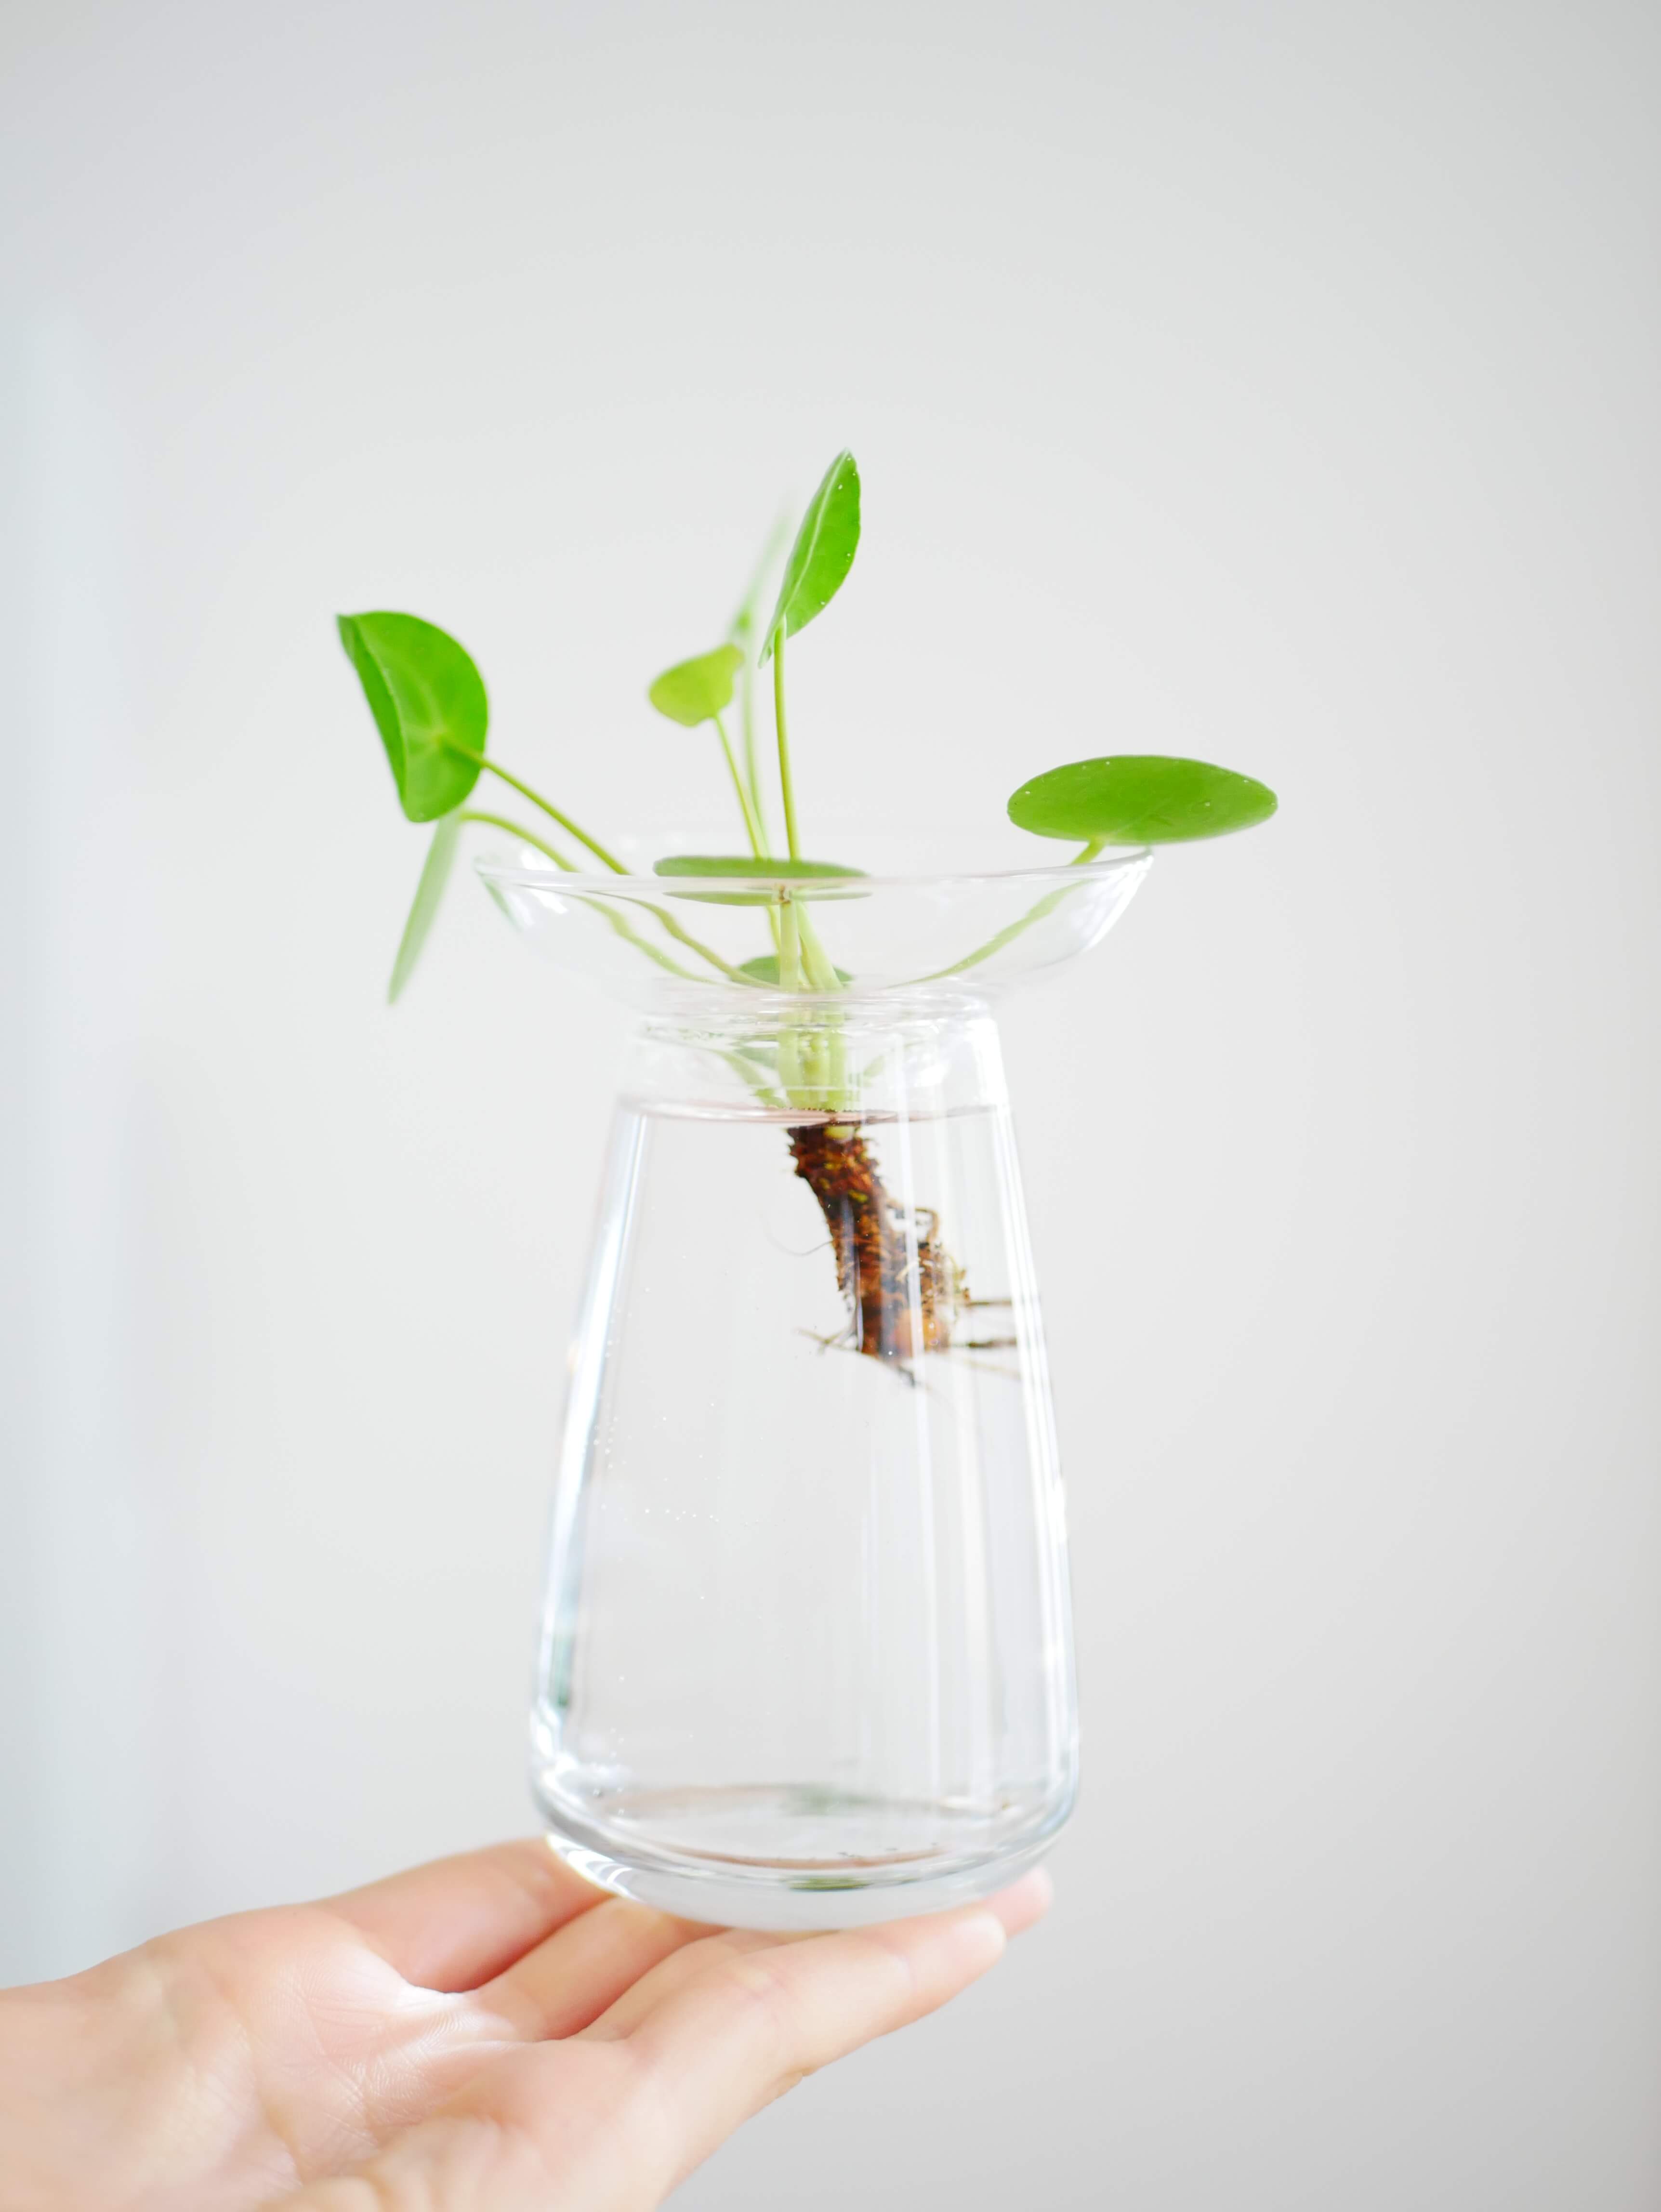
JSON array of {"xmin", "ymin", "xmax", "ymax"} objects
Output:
[{"xmin": 481, "ymin": 835, "xmax": 1150, "ymax": 1927}]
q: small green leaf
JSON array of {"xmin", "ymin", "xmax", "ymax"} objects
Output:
[
  {"xmin": 655, "ymin": 854, "xmax": 865, "ymax": 908},
  {"xmin": 654, "ymin": 855, "xmax": 863, "ymax": 879},
  {"xmin": 1007, "ymin": 756, "xmax": 1279, "ymax": 845},
  {"xmin": 759, "ymin": 450, "xmax": 860, "ymax": 663},
  {"xmin": 647, "ymin": 644, "xmax": 744, "ymax": 728},
  {"xmin": 338, "ymin": 611, "xmax": 488, "ymax": 822},
  {"xmin": 388, "ymin": 813, "xmax": 463, "ymax": 1003},
  {"xmin": 739, "ymin": 952, "xmax": 854, "ymax": 986}
]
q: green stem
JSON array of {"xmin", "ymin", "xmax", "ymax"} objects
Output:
[
  {"xmin": 453, "ymin": 751, "xmax": 765, "ymax": 986},
  {"xmin": 712, "ymin": 711, "xmax": 767, "ymax": 858},
  {"xmin": 712, "ymin": 706, "xmax": 783, "ymax": 959},
  {"xmin": 793, "ymin": 905, "xmax": 841, "ymax": 994},
  {"xmin": 773, "ymin": 889, "xmax": 849, "ymax": 1110},
  {"xmin": 457, "ymin": 814, "xmax": 837, "ymax": 1106},
  {"xmin": 445, "ymin": 744, "xmax": 627, "ymax": 873},
  {"xmin": 773, "ymin": 628, "xmax": 802, "ymax": 862},
  {"xmin": 729, "ymin": 511, "xmax": 789, "ymax": 852},
  {"xmin": 920, "ymin": 843, "xmax": 1110, "ymax": 984},
  {"xmin": 718, "ymin": 1048, "xmax": 784, "ymax": 1112},
  {"xmin": 738, "ymin": 653, "xmax": 772, "ymax": 851},
  {"xmin": 920, "ymin": 882, "xmax": 1076, "ymax": 982},
  {"xmin": 597, "ymin": 890, "xmax": 767, "ymax": 988},
  {"xmin": 591, "ymin": 906, "xmax": 704, "ymax": 982},
  {"xmin": 777, "ymin": 901, "xmax": 804, "ymax": 1098},
  {"xmin": 457, "ymin": 810, "xmax": 701, "ymax": 981},
  {"xmin": 762, "ymin": 638, "xmax": 837, "ymax": 992},
  {"xmin": 455, "ymin": 811, "xmax": 574, "ymax": 869}
]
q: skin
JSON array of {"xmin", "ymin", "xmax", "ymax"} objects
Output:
[{"xmin": 0, "ymin": 1839, "xmax": 1052, "ymax": 2211}]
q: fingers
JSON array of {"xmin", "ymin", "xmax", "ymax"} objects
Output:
[
  {"xmin": 476, "ymin": 1896, "xmax": 721, "ymax": 2040},
  {"xmin": 583, "ymin": 1869, "xmax": 1054, "ymax": 2189},
  {"xmin": 324, "ymin": 1838, "xmax": 607, "ymax": 1991},
  {"xmin": 565, "ymin": 1924, "xmax": 793, "ymax": 2043},
  {"xmin": 582, "ymin": 1869, "xmax": 1052, "ymax": 2050},
  {"xmin": 984, "ymin": 1864, "xmax": 1054, "ymax": 1938}
]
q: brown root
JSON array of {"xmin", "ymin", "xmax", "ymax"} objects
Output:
[{"xmin": 787, "ymin": 1121, "xmax": 962, "ymax": 1361}]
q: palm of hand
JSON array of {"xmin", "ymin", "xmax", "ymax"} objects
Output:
[{"xmin": 0, "ymin": 1841, "xmax": 1046, "ymax": 2212}]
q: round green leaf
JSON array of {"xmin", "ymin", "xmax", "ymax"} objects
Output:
[
  {"xmin": 760, "ymin": 450, "xmax": 860, "ymax": 662},
  {"xmin": 653, "ymin": 854, "xmax": 865, "ymax": 907},
  {"xmin": 338, "ymin": 611, "xmax": 488, "ymax": 822},
  {"xmin": 647, "ymin": 644, "xmax": 744, "ymax": 727},
  {"xmin": 654, "ymin": 855, "xmax": 863, "ymax": 879},
  {"xmin": 1007, "ymin": 755, "xmax": 1279, "ymax": 845}
]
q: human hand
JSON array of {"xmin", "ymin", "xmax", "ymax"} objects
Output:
[{"xmin": 0, "ymin": 1839, "xmax": 1051, "ymax": 2211}]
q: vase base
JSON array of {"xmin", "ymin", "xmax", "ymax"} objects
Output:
[{"xmin": 534, "ymin": 1779, "xmax": 1072, "ymax": 1929}]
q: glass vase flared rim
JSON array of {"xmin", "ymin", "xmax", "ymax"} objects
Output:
[{"xmin": 474, "ymin": 836, "xmax": 1155, "ymax": 1006}]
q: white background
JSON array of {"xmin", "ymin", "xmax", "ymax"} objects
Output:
[{"xmin": 2, "ymin": 2, "xmax": 1658, "ymax": 2204}]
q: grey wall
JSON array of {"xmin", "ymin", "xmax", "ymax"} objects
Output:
[{"xmin": 2, "ymin": 2, "xmax": 1657, "ymax": 2204}]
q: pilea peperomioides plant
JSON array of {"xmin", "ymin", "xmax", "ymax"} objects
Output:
[{"xmin": 339, "ymin": 448, "xmax": 1277, "ymax": 1363}]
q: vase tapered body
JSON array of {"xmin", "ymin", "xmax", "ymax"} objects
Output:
[{"xmin": 482, "ymin": 840, "xmax": 1149, "ymax": 1926}]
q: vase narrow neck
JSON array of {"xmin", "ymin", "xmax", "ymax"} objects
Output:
[{"xmin": 619, "ymin": 994, "xmax": 1007, "ymax": 1122}]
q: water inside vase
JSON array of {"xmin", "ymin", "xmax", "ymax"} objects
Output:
[{"xmin": 530, "ymin": 1090, "xmax": 1077, "ymax": 1922}]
